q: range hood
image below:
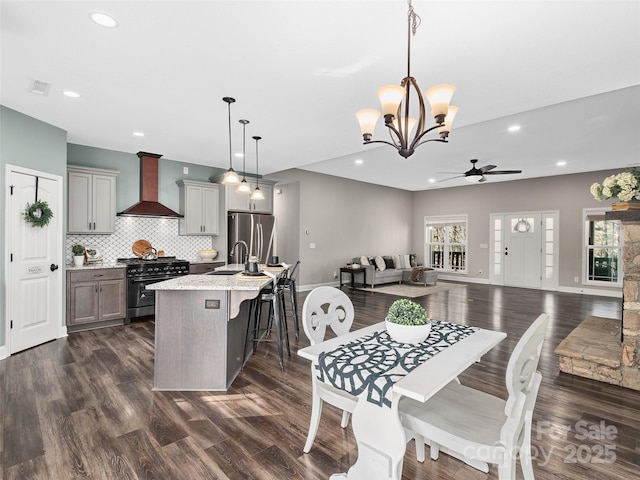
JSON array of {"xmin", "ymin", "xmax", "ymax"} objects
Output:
[{"xmin": 117, "ymin": 152, "xmax": 183, "ymax": 218}]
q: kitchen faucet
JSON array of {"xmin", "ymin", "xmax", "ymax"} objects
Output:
[{"xmin": 231, "ymin": 241, "xmax": 249, "ymax": 268}]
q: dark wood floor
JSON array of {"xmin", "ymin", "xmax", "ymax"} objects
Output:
[{"xmin": 2, "ymin": 283, "xmax": 639, "ymax": 479}]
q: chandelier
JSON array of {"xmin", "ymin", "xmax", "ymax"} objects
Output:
[{"xmin": 356, "ymin": 0, "xmax": 458, "ymax": 158}]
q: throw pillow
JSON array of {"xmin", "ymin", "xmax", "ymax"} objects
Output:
[
  {"xmin": 360, "ymin": 256, "xmax": 370, "ymax": 266},
  {"xmin": 392, "ymin": 255, "xmax": 401, "ymax": 269},
  {"xmin": 401, "ymin": 254, "xmax": 411, "ymax": 268},
  {"xmin": 375, "ymin": 255, "xmax": 386, "ymax": 271},
  {"xmin": 383, "ymin": 256, "xmax": 395, "ymax": 270},
  {"xmin": 397, "ymin": 255, "xmax": 406, "ymax": 269}
]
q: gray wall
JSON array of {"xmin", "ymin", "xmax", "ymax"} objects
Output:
[
  {"xmin": 0, "ymin": 106, "xmax": 68, "ymax": 346},
  {"xmin": 412, "ymin": 169, "xmax": 621, "ymax": 293},
  {"xmin": 267, "ymin": 169, "xmax": 414, "ymax": 287},
  {"xmin": 273, "ymin": 181, "xmax": 301, "ymax": 268}
]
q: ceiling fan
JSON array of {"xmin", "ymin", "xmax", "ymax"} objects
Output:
[{"xmin": 439, "ymin": 159, "xmax": 523, "ymax": 183}]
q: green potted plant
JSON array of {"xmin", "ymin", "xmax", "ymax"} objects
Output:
[
  {"xmin": 72, "ymin": 244, "xmax": 85, "ymax": 267},
  {"xmin": 385, "ymin": 298, "xmax": 431, "ymax": 343}
]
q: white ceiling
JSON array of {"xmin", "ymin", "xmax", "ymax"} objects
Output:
[{"xmin": 2, "ymin": 0, "xmax": 639, "ymax": 191}]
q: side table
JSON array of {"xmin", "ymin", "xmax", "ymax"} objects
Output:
[{"xmin": 339, "ymin": 267, "xmax": 366, "ymax": 290}]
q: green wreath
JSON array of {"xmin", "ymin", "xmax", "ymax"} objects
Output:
[{"xmin": 24, "ymin": 200, "xmax": 54, "ymax": 228}]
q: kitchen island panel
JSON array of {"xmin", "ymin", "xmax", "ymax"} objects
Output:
[{"xmin": 154, "ymin": 290, "xmax": 234, "ymax": 391}]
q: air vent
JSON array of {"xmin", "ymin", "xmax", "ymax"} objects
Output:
[{"xmin": 30, "ymin": 80, "xmax": 51, "ymax": 96}]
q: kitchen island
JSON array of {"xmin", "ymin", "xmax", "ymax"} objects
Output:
[{"xmin": 147, "ymin": 265, "xmax": 280, "ymax": 391}]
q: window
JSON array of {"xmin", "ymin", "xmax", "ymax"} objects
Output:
[
  {"xmin": 584, "ymin": 209, "xmax": 622, "ymax": 285},
  {"xmin": 425, "ymin": 215, "xmax": 467, "ymax": 273}
]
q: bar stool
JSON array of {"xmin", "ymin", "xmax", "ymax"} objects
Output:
[
  {"xmin": 243, "ymin": 272, "xmax": 290, "ymax": 371},
  {"xmin": 281, "ymin": 261, "xmax": 300, "ymax": 340}
]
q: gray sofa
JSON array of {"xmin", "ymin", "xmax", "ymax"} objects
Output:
[{"xmin": 352, "ymin": 256, "xmax": 438, "ymax": 288}]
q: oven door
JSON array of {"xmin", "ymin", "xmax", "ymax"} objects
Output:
[{"xmin": 128, "ymin": 276, "xmax": 173, "ymax": 309}]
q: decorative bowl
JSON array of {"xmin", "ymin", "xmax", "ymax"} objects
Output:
[
  {"xmin": 385, "ymin": 319, "xmax": 432, "ymax": 344},
  {"xmin": 197, "ymin": 249, "xmax": 218, "ymax": 262}
]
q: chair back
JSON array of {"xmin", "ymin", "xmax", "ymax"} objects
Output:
[
  {"xmin": 302, "ymin": 286, "xmax": 354, "ymax": 345},
  {"xmin": 500, "ymin": 313, "xmax": 548, "ymax": 449}
]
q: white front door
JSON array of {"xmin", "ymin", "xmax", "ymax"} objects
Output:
[
  {"xmin": 6, "ymin": 166, "xmax": 63, "ymax": 354},
  {"xmin": 504, "ymin": 214, "xmax": 542, "ymax": 288}
]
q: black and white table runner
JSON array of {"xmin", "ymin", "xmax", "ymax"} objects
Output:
[{"xmin": 316, "ymin": 320, "xmax": 478, "ymax": 408}]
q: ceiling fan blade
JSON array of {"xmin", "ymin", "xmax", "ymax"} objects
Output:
[
  {"xmin": 478, "ymin": 176, "xmax": 487, "ymax": 183},
  {"xmin": 438, "ymin": 175, "xmax": 464, "ymax": 182},
  {"xmin": 437, "ymin": 171, "xmax": 464, "ymax": 174},
  {"xmin": 484, "ymin": 169, "xmax": 523, "ymax": 175},
  {"xmin": 478, "ymin": 164, "xmax": 497, "ymax": 173}
]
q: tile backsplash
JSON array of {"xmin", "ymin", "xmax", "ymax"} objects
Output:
[{"xmin": 66, "ymin": 216, "xmax": 217, "ymax": 264}]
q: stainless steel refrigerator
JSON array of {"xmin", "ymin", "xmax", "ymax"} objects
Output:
[{"xmin": 227, "ymin": 212, "xmax": 276, "ymax": 265}]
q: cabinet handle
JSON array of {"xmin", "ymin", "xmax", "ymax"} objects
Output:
[
  {"xmin": 89, "ymin": 221, "xmax": 92, "ymax": 230},
  {"xmin": 93, "ymin": 222, "xmax": 96, "ymax": 230},
  {"xmin": 202, "ymin": 225, "xmax": 206, "ymax": 232},
  {"xmin": 95, "ymin": 285, "xmax": 98, "ymax": 293}
]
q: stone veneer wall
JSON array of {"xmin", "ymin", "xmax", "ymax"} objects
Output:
[
  {"xmin": 65, "ymin": 216, "xmax": 217, "ymax": 265},
  {"xmin": 619, "ymin": 217, "xmax": 640, "ymax": 389}
]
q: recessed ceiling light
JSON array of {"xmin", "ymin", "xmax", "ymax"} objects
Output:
[
  {"xmin": 354, "ymin": 159, "xmax": 364, "ymax": 165},
  {"xmin": 90, "ymin": 12, "xmax": 118, "ymax": 28},
  {"xmin": 62, "ymin": 90, "xmax": 80, "ymax": 98},
  {"xmin": 508, "ymin": 125, "xmax": 521, "ymax": 132},
  {"xmin": 235, "ymin": 153, "xmax": 244, "ymax": 158},
  {"xmin": 428, "ymin": 178, "xmax": 436, "ymax": 183},
  {"xmin": 557, "ymin": 160, "xmax": 567, "ymax": 166},
  {"xmin": 132, "ymin": 131, "xmax": 144, "ymax": 137}
]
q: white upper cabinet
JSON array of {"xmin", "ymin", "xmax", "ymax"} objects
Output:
[
  {"xmin": 177, "ymin": 179, "xmax": 220, "ymax": 235},
  {"xmin": 211, "ymin": 174, "xmax": 274, "ymax": 213},
  {"xmin": 67, "ymin": 165, "xmax": 118, "ymax": 234}
]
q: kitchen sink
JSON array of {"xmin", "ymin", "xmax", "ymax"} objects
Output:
[{"xmin": 206, "ymin": 270, "xmax": 242, "ymax": 276}]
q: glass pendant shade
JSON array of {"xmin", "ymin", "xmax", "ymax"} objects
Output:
[
  {"xmin": 222, "ymin": 168, "xmax": 240, "ymax": 185},
  {"xmin": 377, "ymin": 85, "xmax": 406, "ymax": 116},
  {"xmin": 251, "ymin": 187, "xmax": 265, "ymax": 200},
  {"xmin": 437, "ymin": 106, "xmax": 458, "ymax": 137},
  {"xmin": 236, "ymin": 179, "xmax": 252, "ymax": 194},
  {"xmin": 392, "ymin": 116, "xmax": 417, "ymax": 136},
  {"xmin": 424, "ymin": 84, "xmax": 456, "ymax": 119},
  {"xmin": 356, "ymin": 109, "xmax": 381, "ymax": 136}
]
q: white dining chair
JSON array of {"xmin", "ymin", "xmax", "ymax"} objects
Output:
[
  {"xmin": 399, "ymin": 313, "xmax": 549, "ymax": 479},
  {"xmin": 302, "ymin": 286, "xmax": 357, "ymax": 453}
]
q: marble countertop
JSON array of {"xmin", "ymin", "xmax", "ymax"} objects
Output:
[
  {"xmin": 147, "ymin": 272, "xmax": 274, "ymax": 291},
  {"xmin": 66, "ymin": 262, "xmax": 125, "ymax": 271}
]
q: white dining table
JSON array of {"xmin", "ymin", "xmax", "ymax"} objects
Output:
[{"xmin": 298, "ymin": 321, "xmax": 506, "ymax": 480}]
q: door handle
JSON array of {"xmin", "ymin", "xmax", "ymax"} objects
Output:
[{"xmin": 50, "ymin": 263, "xmax": 59, "ymax": 272}]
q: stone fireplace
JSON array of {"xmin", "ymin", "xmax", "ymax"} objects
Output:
[{"xmin": 555, "ymin": 209, "xmax": 640, "ymax": 391}]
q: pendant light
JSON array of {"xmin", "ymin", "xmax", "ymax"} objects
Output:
[
  {"xmin": 221, "ymin": 97, "xmax": 240, "ymax": 185},
  {"xmin": 250, "ymin": 136, "xmax": 265, "ymax": 201},
  {"xmin": 236, "ymin": 119, "xmax": 252, "ymax": 194}
]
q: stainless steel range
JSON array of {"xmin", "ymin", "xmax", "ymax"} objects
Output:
[{"xmin": 118, "ymin": 257, "xmax": 189, "ymax": 322}]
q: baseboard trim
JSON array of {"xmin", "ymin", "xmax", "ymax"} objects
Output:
[
  {"xmin": 558, "ymin": 286, "xmax": 622, "ymax": 298},
  {"xmin": 0, "ymin": 344, "xmax": 7, "ymax": 360}
]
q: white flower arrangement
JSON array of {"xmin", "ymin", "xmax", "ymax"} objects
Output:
[{"xmin": 591, "ymin": 170, "xmax": 640, "ymax": 202}]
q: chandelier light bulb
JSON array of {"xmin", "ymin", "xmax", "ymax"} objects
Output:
[
  {"xmin": 424, "ymin": 84, "xmax": 456, "ymax": 122},
  {"xmin": 377, "ymin": 85, "xmax": 406, "ymax": 117}
]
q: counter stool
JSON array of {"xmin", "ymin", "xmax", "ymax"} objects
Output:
[
  {"xmin": 281, "ymin": 261, "xmax": 300, "ymax": 340},
  {"xmin": 243, "ymin": 274, "xmax": 290, "ymax": 371}
]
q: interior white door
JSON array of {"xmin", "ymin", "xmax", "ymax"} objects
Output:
[
  {"xmin": 504, "ymin": 214, "xmax": 541, "ymax": 289},
  {"xmin": 7, "ymin": 168, "xmax": 62, "ymax": 353}
]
